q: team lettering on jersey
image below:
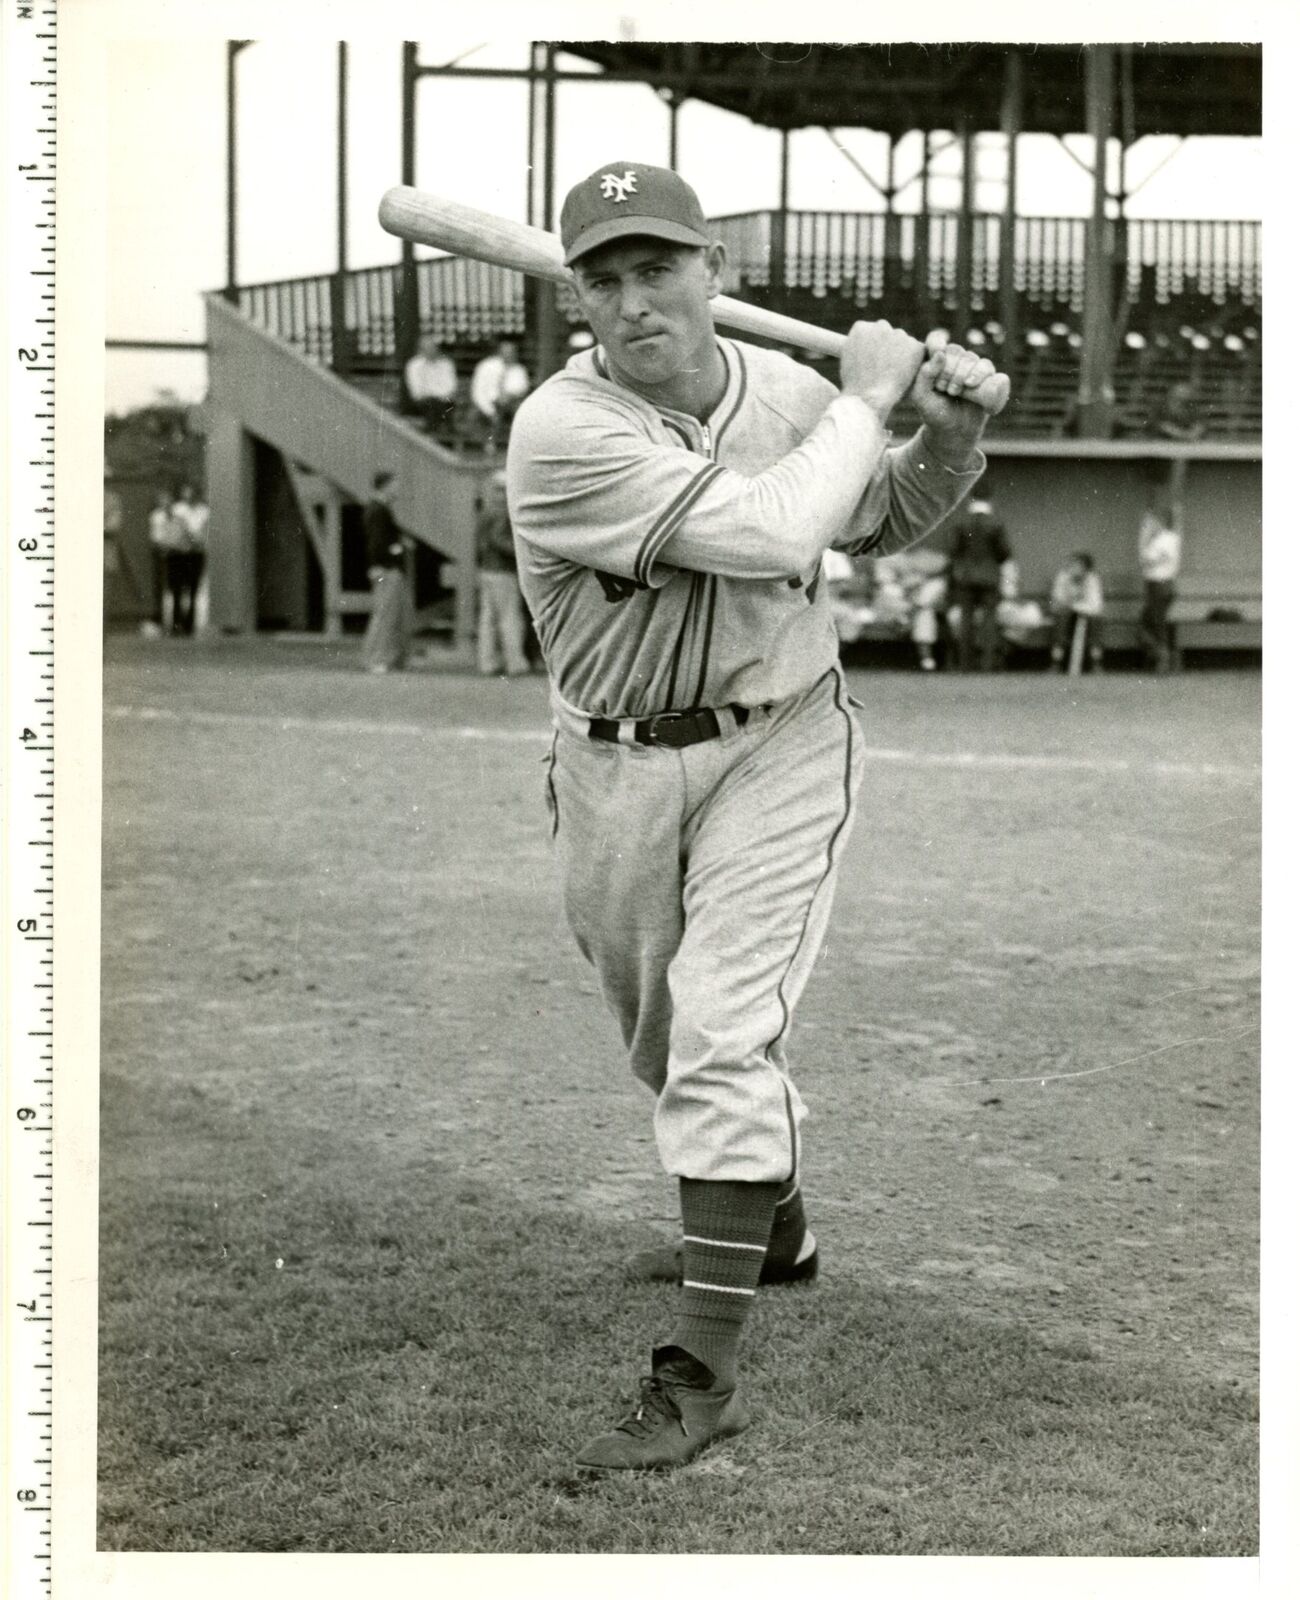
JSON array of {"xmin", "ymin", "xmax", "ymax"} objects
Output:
[{"xmin": 595, "ymin": 569, "xmax": 650, "ymax": 603}]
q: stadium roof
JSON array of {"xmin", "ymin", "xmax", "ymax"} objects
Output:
[{"xmin": 556, "ymin": 42, "xmax": 1262, "ymax": 140}]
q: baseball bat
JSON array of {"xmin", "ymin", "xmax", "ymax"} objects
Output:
[
  {"xmin": 378, "ymin": 186, "xmax": 1011, "ymax": 417},
  {"xmin": 1068, "ymin": 613, "xmax": 1088, "ymax": 676}
]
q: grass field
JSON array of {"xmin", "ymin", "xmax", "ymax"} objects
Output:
[{"xmin": 98, "ymin": 636, "xmax": 1260, "ymax": 1555}]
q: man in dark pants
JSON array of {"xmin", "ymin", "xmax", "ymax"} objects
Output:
[
  {"xmin": 360, "ymin": 471, "xmax": 413, "ymax": 673},
  {"xmin": 1138, "ymin": 490, "xmax": 1182, "ymax": 673},
  {"xmin": 947, "ymin": 487, "xmax": 1011, "ymax": 671}
]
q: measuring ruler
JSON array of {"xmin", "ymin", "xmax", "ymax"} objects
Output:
[{"xmin": 3, "ymin": 2, "xmax": 57, "ymax": 1596}]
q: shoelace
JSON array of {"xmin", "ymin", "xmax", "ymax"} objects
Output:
[{"xmin": 615, "ymin": 1376, "xmax": 688, "ymax": 1438}]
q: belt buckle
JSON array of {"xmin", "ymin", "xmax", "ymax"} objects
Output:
[{"xmin": 644, "ymin": 711, "xmax": 686, "ymax": 747}]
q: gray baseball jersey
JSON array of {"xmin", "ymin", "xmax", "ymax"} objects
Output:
[{"xmin": 507, "ymin": 337, "xmax": 984, "ymax": 718}]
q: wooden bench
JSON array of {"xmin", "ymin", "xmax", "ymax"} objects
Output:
[{"xmin": 1012, "ymin": 594, "xmax": 1261, "ymax": 655}]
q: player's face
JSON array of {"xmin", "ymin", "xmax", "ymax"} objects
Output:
[{"xmin": 571, "ymin": 240, "xmax": 724, "ymax": 393}]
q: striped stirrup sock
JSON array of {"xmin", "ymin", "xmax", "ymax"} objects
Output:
[{"xmin": 667, "ymin": 1178, "xmax": 781, "ymax": 1385}]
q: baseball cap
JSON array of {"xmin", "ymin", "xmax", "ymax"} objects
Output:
[{"xmin": 560, "ymin": 162, "xmax": 713, "ymax": 266}]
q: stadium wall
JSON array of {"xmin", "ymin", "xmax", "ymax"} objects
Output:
[{"xmin": 922, "ymin": 440, "xmax": 1261, "ymax": 647}]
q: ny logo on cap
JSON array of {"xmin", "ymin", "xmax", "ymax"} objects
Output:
[{"xmin": 599, "ymin": 170, "xmax": 638, "ymax": 204}]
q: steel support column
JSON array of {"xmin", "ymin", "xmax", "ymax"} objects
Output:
[
  {"xmin": 542, "ymin": 46, "xmax": 556, "ymax": 230},
  {"xmin": 396, "ymin": 42, "xmax": 419, "ymax": 367},
  {"xmin": 526, "ymin": 44, "xmax": 539, "ymax": 225},
  {"xmin": 917, "ymin": 129, "xmax": 932, "ymax": 324},
  {"xmin": 1111, "ymin": 44, "xmax": 1136, "ymax": 356},
  {"xmin": 883, "ymin": 134, "xmax": 900, "ymax": 307},
  {"xmin": 330, "ymin": 43, "xmax": 351, "ymax": 375},
  {"xmin": 956, "ymin": 119, "xmax": 975, "ymax": 339},
  {"xmin": 1079, "ymin": 45, "xmax": 1116, "ymax": 438},
  {"xmin": 224, "ymin": 42, "xmax": 249, "ymax": 304},
  {"xmin": 999, "ymin": 49, "xmax": 1023, "ymax": 368},
  {"xmin": 532, "ymin": 44, "xmax": 563, "ymax": 380},
  {"xmin": 771, "ymin": 127, "xmax": 790, "ymax": 314}
]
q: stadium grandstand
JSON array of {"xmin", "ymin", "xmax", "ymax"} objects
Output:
[{"xmin": 174, "ymin": 43, "xmax": 1261, "ymax": 661}]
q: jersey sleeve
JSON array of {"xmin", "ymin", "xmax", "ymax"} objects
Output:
[
  {"xmin": 829, "ymin": 429, "xmax": 987, "ymax": 558},
  {"xmin": 507, "ymin": 378, "xmax": 891, "ymax": 585}
]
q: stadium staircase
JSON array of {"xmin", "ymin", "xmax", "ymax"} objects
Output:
[{"xmin": 203, "ymin": 291, "xmax": 488, "ymax": 652}]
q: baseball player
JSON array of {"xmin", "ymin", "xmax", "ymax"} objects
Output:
[{"xmin": 506, "ymin": 161, "xmax": 1003, "ymax": 1472}]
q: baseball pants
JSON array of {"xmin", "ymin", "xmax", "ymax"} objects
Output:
[{"xmin": 544, "ymin": 667, "xmax": 865, "ymax": 1183}]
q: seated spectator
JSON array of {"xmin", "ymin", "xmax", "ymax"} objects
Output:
[
  {"xmin": 403, "ymin": 336, "xmax": 459, "ymax": 441},
  {"xmin": 993, "ymin": 555, "xmax": 1046, "ymax": 655},
  {"xmin": 822, "ymin": 548, "xmax": 873, "ymax": 645},
  {"xmin": 1147, "ymin": 381, "xmax": 1205, "ymax": 442},
  {"xmin": 470, "ymin": 339, "xmax": 531, "ymax": 453},
  {"xmin": 911, "ymin": 566, "xmax": 947, "ymax": 672},
  {"xmin": 856, "ymin": 550, "xmax": 950, "ymax": 670},
  {"xmin": 1049, "ymin": 551, "xmax": 1105, "ymax": 674}
]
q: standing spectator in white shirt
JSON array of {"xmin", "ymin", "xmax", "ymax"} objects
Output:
[
  {"xmin": 147, "ymin": 488, "xmax": 179, "ymax": 633},
  {"xmin": 470, "ymin": 339, "xmax": 530, "ymax": 453},
  {"xmin": 168, "ymin": 484, "xmax": 210, "ymax": 637},
  {"xmin": 1138, "ymin": 493, "xmax": 1182, "ymax": 673},
  {"xmin": 403, "ymin": 335, "xmax": 459, "ymax": 442}
]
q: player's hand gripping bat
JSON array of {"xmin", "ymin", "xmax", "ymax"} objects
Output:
[{"xmin": 378, "ymin": 186, "xmax": 1011, "ymax": 417}]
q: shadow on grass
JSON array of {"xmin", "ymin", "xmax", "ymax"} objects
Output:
[{"xmin": 97, "ymin": 1073, "xmax": 1257, "ymax": 1557}]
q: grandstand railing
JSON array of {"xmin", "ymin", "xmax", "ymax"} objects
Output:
[
  {"xmin": 239, "ymin": 211, "xmax": 1261, "ymax": 357},
  {"xmin": 711, "ymin": 211, "xmax": 1260, "ymax": 324},
  {"xmin": 236, "ymin": 211, "xmax": 1260, "ymax": 439},
  {"xmin": 239, "ymin": 256, "xmax": 554, "ymax": 366}
]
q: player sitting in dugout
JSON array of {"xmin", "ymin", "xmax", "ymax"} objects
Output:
[
  {"xmin": 505, "ymin": 161, "xmax": 1008, "ymax": 1473},
  {"xmin": 1049, "ymin": 551, "xmax": 1105, "ymax": 673}
]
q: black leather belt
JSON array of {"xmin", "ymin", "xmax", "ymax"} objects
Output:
[{"xmin": 588, "ymin": 705, "xmax": 750, "ymax": 750}]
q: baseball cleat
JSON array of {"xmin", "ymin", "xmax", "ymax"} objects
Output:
[
  {"xmin": 575, "ymin": 1350, "xmax": 750, "ymax": 1473},
  {"xmin": 626, "ymin": 1239, "xmax": 819, "ymax": 1287}
]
